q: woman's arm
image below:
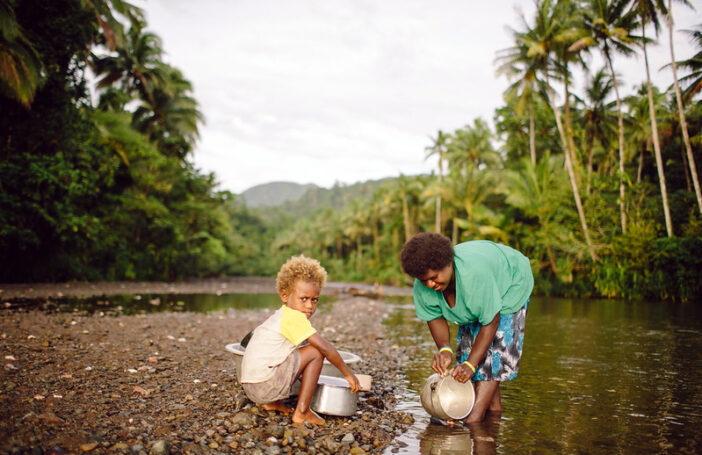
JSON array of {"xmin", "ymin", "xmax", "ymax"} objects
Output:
[
  {"xmin": 306, "ymin": 332, "xmax": 360, "ymax": 392},
  {"xmin": 451, "ymin": 312, "xmax": 500, "ymax": 383},
  {"xmin": 427, "ymin": 318, "xmax": 453, "ymax": 376}
]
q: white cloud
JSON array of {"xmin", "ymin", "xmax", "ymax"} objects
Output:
[{"xmin": 135, "ymin": 0, "xmax": 702, "ymax": 193}]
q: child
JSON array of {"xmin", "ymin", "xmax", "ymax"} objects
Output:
[{"xmin": 239, "ymin": 255, "xmax": 361, "ymax": 425}]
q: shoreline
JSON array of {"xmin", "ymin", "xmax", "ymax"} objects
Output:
[{"xmin": 0, "ymin": 277, "xmax": 413, "ymax": 300}]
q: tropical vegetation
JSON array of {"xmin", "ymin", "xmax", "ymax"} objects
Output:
[{"xmin": 1, "ymin": 0, "xmax": 701, "ymax": 302}]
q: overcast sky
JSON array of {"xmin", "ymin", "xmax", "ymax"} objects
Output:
[{"xmin": 135, "ymin": 0, "xmax": 701, "ymax": 194}]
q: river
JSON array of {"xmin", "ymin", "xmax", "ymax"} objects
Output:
[
  {"xmin": 383, "ymin": 296, "xmax": 702, "ymax": 454},
  {"xmin": 16, "ymin": 291, "xmax": 701, "ymax": 454}
]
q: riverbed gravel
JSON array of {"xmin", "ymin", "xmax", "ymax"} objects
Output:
[{"xmin": 0, "ymin": 290, "xmax": 415, "ymax": 454}]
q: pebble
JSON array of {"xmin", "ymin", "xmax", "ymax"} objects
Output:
[
  {"xmin": 149, "ymin": 440, "xmax": 169, "ymax": 455},
  {"xmin": 341, "ymin": 433, "xmax": 355, "ymax": 443},
  {"xmin": 0, "ymin": 295, "xmax": 414, "ymax": 455}
]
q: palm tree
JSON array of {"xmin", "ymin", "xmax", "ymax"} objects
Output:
[
  {"xmin": 625, "ymin": 84, "xmax": 668, "ymax": 185},
  {"xmin": 582, "ymin": 68, "xmax": 617, "ymax": 194},
  {"xmin": 132, "ymin": 64, "xmax": 203, "ymax": 159},
  {"xmin": 92, "ymin": 20, "xmax": 166, "ymax": 105},
  {"xmin": 444, "ymin": 167, "xmax": 505, "ymax": 243},
  {"xmin": 83, "ymin": 0, "xmax": 143, "ymax": 51},
  {"xmin": 630, "ymin": 0, "xmax": 674, "ymax": 237},
  {"xmin": 583, "ymin": 0, "xmax": 642, "ymax": 234},
  {"xmin": 425, "ymin": 130, "xmax": 449, "ymax": 234},
  {"xmin": 667, "ymin": 9, "xmax": 702, "ymax": 214},
  {"xmin": 495, "ymin": 38, "xmax": 540, "ymax": 165},
  {"xmin": 446, "ymin": 119, "xmax": 501, "ymax": 173},
  {"xmin": 501, "ymin": 153, "xmax": 574, "ymax": 277},
  {"xmin": 518, "ymin": 0, "xmax": 597, "ymax": 261},
  {"xmin": 0, "ymin": 0, "xmax": 42, "ymax": 107}
]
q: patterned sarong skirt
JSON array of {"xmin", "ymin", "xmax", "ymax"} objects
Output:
[{"xmin": 456, "ymin": 299, "xmax": 528, "ymax": 382}]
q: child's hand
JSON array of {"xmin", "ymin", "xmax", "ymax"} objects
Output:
[{"xmin": 345, "ymin": 374, "xmax": 361, "ymax": 393}]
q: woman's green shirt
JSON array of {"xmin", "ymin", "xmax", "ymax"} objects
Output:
[{"xmin": 413, "ymin": 240, "xmax": 534, "ymax": 326}]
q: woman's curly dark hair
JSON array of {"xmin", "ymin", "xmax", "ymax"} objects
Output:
[{"xmin": 400, "ymin": 232, "xmax": 454, "ymax": 278}]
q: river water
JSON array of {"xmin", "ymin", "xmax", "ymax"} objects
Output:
[
  {"xmin": 382, "ymin": 296, "xmax": 702, "ymax": 455},
  {"xmin": 26, "ymin": 292, "xmax": 702, "ymax": 454}
]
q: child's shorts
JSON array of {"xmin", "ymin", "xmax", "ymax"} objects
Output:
[
  {"xmin": 456, "ymin": 299, "xmax": 528, "ymax": 382},
  {"xmin": 241, "ymin": 350, "xmax": 300, "ymax": 404}
]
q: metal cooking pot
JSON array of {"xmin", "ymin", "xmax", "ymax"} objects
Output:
[
  {"xmin": 420, "ymin": 373, "xmax": 475, "ymax": 420},
  {"xmin": 310, "ymin": 375, "xmax": 357, "ymax": 416}
]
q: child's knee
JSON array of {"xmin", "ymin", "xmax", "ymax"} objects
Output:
[
  {"xmin": 300, "ymin": 345, "xmax": 323, "ymax": 363},
  {"xmin": 310, "ymin": 346, "xmax": 323, "ymax": 361}
]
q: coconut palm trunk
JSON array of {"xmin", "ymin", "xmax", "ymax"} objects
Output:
[
  {"xmin": 642, "ymin": 27, "xmax": 674, "ymax": 236},
  {"xmin": 529, "ymin": 102, "xmax": 537, "ymax": 166},
  {"xmin": 544, "ymin": 75, "xmax": 597, "ymax": 261},
  {"xmin": 435, "ymin": 156, "xmax": 443, "ymax": 234},
  {"xmin": 667, "ymin": 0, "xmax": 702, "ymax": 214},
  {"xmin": 564, "ymin": 77, "xmax": 582, "ymax": 188},
  {"xmin": 604, "ymin": 48, "xmax": 628, "ymax": 234}
]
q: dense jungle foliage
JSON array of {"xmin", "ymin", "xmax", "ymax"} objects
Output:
[{"xmin": 1, "ymin": 0, "xmax": 701, "ymax": 302}]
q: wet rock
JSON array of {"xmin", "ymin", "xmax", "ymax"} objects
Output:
[
  {"xmin": 230, "ymin": 411, "xmax": 257, "ymax": 426},
  {"xmin": 149, "ymin": 440, "xmax": 169, "ymax": 455},
  {"xmin": 79, "ymin": 442, "xmax": 98, "ymax": 452},
  {"xmin": 341, "ymin": 433, "xmax": 355, "ymax": 444}
]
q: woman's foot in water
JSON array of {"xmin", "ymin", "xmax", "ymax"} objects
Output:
[
  {"xmin": 261, "ymin": 400, "xmax": 294, "ymax": 414},
  {"xmin": 292, "ymin": 408, "xmax": 326, "ymax": 426}
]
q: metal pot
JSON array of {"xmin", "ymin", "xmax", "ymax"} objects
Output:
[
  {"xmin": 420, "ymin": 373, "xmax": 475, "ymax": 420},
  {"xmin": 310, "ymin": 375, "xmax": 357, "ymax": 416}
]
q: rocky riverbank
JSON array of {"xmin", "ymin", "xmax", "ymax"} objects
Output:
[{"xmin": 0, "ymin": 287, "xmax": 415, "ymax": 454}]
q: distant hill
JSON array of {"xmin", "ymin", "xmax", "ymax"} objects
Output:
[
  {"xmin": 241, "ymin": 181, "xmax": 318, "ymax": 207},
  {"xmin": 240, "ymin": 178, "xmax": 392, "ymax": 216},
  {"xmin": 283, "ymin": 179, "xmax": 390, "ymax": 216}
]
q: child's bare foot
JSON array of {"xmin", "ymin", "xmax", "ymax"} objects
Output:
[
  {"xmin": 261, "ymin": 400, "xmax": 294, "ymax": 414},
  {"xmin": 292, "ymin": 409, "xmax": 326, "ymax": 426}
]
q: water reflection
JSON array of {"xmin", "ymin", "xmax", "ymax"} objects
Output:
[
  {"xmin": 5, "ymin": 292, "xmax": 320, "ymax": 314},
  {"xmin": 416, "ymin": 415, "xmax": 501, "ymax": 455},
  {"xmin": 418, "ymin": 422, "xmax": 474, "ymax": 455}
]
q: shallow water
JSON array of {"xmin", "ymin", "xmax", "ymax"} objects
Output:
[
  {"xmin": 382, "ymin": 296, "xmax": 702, "ymax": 455},
  {"xmin": 6, "ymin": 292, "xmax": 286, "ymax": 314}
]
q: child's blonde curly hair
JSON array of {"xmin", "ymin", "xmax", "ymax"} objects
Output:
[{"xmin": 276, "ymin": 255, "xmax": 327, "ymax": 296}]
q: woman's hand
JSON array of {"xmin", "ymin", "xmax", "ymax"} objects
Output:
[
  {"xmin": 432, "ymin": 351, "xmax": 453, "ymax": 377},
  {"xmin": 345, "ymin": 374, "xmax": 361, "ymax": 393},
  {"xmin": 450, "ymin": 363, "xmax": 474, "ymax": 383}
]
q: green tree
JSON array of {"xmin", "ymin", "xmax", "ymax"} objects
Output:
[
  {"xmin": 667, "ymin": 11, "xmax": 702, "ymax": 213},
  {"xmin": 495, "ymin": 31, "xmax": 541, "ymax": 165},
  {"xmin": 425, "ymin": 130, "xmax": 449, "ymax": 233},
  {"xmin": 0, "ymin": 0, "xmax": 43, "ymax": 107},
  {"xmin": 518, "ymin": 0, "xmax": 597, "ymax": 261},
  {"xmin": 92, "ymin": 19, "xmax": 166, "ymax": 104},
  {"xmin": 630, "ymin": 0, "xmax": 674, "ymax": 236},
  {"xmin": 583, "ymin": 0, "xmax": 642, "ymax": 234},
  {"xmin": 582, "ymin": 67, "xmax": 617, "ymax": 194},
  {"xmin": 501, "ymin": 153, "xmax": 575, "ymax": 280},
  {"xmin": 132, "ymin": 64, "xmax": 203, "ymax": 159}
]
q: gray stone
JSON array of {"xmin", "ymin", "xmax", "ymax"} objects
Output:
[
  {"xmin": 341, "ymin": 433, "xmax": 355, "ymax": 444},
  {"xmin": 149, "ymin": 440, "xmax": 169, "ymax": 455}
]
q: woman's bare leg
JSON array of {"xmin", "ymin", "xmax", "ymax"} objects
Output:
[
  {"xmin": 488, "ymin": 383, "xmax": 502, "ymax": 414},
  {"xmin": 464, "ymin": 380, "xmax": 499, "ymax": 424},
  {"xmin": 292, "ymin": 345, "xmax": 325, "ymax": 425}
]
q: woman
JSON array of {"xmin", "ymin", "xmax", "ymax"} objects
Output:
[{"xmin": 400, "ymin": 232, "xmax": 533, "ymax": 423}]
